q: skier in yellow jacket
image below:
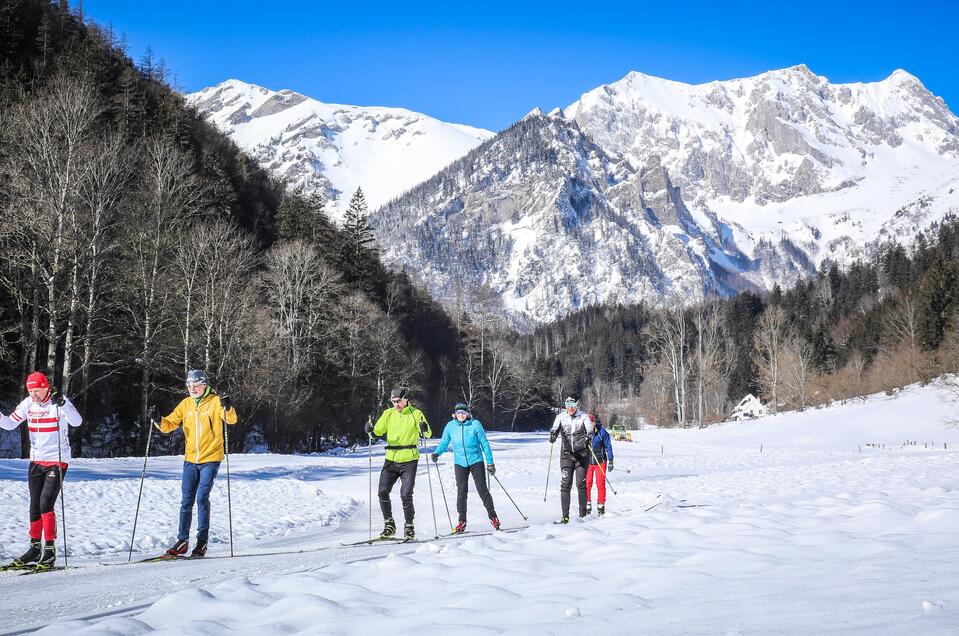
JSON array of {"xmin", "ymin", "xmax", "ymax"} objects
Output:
[
  {"xmin": 364, "ymin": 386, "xmax": 430, "ymax": 540},
  {"xmin": 149, "ymin": 369, "xmax": 237, "ymax": 557}
]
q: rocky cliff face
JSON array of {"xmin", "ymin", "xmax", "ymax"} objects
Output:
[{"xmin": 370, "ymin": 112, "xmax": 818, "ymax": 325}]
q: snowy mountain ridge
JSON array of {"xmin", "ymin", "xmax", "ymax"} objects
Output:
[
  {"xmin": 190, "ymin": 69, "xmax": 959, "ymax": 324},
  {"xmin": 186, "ymin": 79, "xmax": 494, "ymax": 216},
  {"xmin": 565, "ymin": 64, "xmax": 958, "ymax": 206},
  {"xmin": 372, "ymin": 66, "xmax": 959, "ymax": 323}
]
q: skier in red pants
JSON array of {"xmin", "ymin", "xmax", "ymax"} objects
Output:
[
  {"xmin": 585, "ymin": 413, "xmax": 613, "ymax": 515},
  {"xmin": 0, "ymin": 372, "xmax": 83, "ymax": 569}
]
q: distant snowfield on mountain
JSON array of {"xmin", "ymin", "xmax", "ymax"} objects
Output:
[
  {"xmin": 186, "ymin": 79, "xmax": 494, "ymax": 217},
  {"xmin": 190, "ymin": 68, "xmax": 959, "ymax": 324}
]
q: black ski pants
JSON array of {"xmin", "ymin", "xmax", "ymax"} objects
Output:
[
  {"xmin": 378, "ymin": 459, "xmax": 417, "ymax": 523},
  {"xmin": 560, "ymin": 451, "xmax": 590, "ymax": 518},
  {"xmin": 28, "ymin": 462, "xmax": 64, "ymax": 521},
  {"xmin": 454, "ymin": 462, "xmax": 497, "ymax": 522}
]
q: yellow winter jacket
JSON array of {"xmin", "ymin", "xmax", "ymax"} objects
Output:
[{"xmin": 158, "ymin": 391, "xmax": 237, "ymax": 464}]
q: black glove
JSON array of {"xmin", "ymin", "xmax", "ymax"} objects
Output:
[
  {"xmin": 607, "ymin": 461, "xmax": 614, "ymax": 472},
  {"xmin": 419, "ymin": 420, "xmax": 429, "ymax": 436},
  {"xmin": 364, "ymin": 421, "xmax": 375, "ymax": 435},
  {"xmin": 487, "ymin": 464, "xmax": 496, "ymax": 476},
  {"xmin": 549, "ymin": 430, "xmax": 558, "ymax": 444},
  {"xmin": 219, "ymin": 394, "xmax": 232, "ymax": 411},
  {"xmin": 147, "ymin": 405, "xmax": 159, "ymax": 426},
  {"xmin": 430, "ymin": 453, "xmax": 439, "ymax": 463},
  {"xmin": 49, "ymin": 388, "xmax": 66, "ymax": 407}
]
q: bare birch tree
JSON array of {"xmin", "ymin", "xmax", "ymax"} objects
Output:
[
  {"xmin": 694, "ymin": 302, "xmax": 726, "ymax": 426},
  {"xmin": 753, "ymin": 306, "xmax": 787, "ymax": 412},
  {"xmin": 649, "ymin": 302, "xmax": 690, "ymax": 425},
  {"xmin": 887, "ymin": 292, "xmax": 926, "ymax": 383},
  {"xmin": 123, "ymin": 136, "xmax": 207, "ymax": 441},
  {"xmin": 781, "ymin": 334, "xmax": 814, "ymax": 410}
]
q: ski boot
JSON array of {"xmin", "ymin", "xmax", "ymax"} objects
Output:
[
  {"xmin": 598, "ymin": 504, "xmax": 605, "ymax": 516},
  {"xmin": 165, "ymin": 539, "xmax": 189, "ymax": 557},
  {"xmin": 11, "ymin": 539, "xmax": 42, "ymax": 568},
  {"xmin": 490, "ymin": 516, "xmax": 501, "ymax": 531},
  {"xmin": 403, "ymin": 522, "xmax": 415, "ymax": 540},
  {"xmin": 35, "ymin": 541, "xmax": 56, "ymax": 571},
  {"xmin": 558, "ymin": 516, "xmax": 569, "ymax": 524},
  {"xmin": 191, "ymin": 540, "xmax": 208, "ymax": 558},
  {"xmin": 379, "ymin": 517, "xmax": 396, "ymax": 539},
  {"xmin": 452, "ymin": 521, "xmax": 467, "ymax": 534},
  {"xmin": 586, "ymin": 502, "xmax": 592, "ymax": 515}
]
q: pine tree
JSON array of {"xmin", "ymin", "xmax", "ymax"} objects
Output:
[
  {"xmin": 342, "ymin": 187, "xmax": 374, "ymax": 250},
  {"xmin": 916, "ymin": 256, "xmax": 958, "ymax": 350},
  {"xmin": 275, "ymin": 191, "xmax": 310, "ymax": 241},
  {"xmin": 275, "ymin": 190, "xmax": 334, "ymax": 244},
  {"xmin": 339, "ymin": 187, "xmax": 377, "ymax": 287},
  {"xmin": 139, "ymin": 45, "xmax": 154, "ymax": 80}
]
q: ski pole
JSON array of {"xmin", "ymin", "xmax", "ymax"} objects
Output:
[
  {"xmin": 490, "ymin": 470, "xmax": 527, "ymax": 521},
  {"xmin": 432, "ymin": 454, "xmax": 453, "ymax": 531},
  {"xmin": 54, "ymin": 400, "xmax": 68, "ymax": 568},
  {"xmin": 544, "ymin": 440, "xmax": 554, "ymax": 502},
  {"xmin": 587, "ymin": 441, "xmax": 617, "ymax": 496},
  {"xmin": 128, "ymin": 415, "xmax": 155, "ymax": 562},
  {"xmin": 367, "ymin": 416, "xmax": 373, "ymax": 544},
  {"xmin": 223, "ymin": 405, "xmax": 234, "ymax": 557},
  {"xmin": 419, "ymin": 435, "xmax": 440, "ymax": 539}
]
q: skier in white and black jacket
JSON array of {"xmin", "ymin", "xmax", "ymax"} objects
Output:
[
  {"xmin": 0, "ymin": 371, "xmax": 82, "ymax": 568},
  {"xmin": 549, "ymin": 396, "xmax": 592, "ymax": 523}
]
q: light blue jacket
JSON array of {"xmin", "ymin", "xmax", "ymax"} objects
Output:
[{"xmin": 434, "ymin": 418, "xmax": 494, "ymax": 468}]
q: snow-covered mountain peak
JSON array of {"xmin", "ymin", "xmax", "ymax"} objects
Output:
[
  {"xmin": 883, "ymin": 68, "xmax": 923, "ymax": 87},
  {"xmin": 187, "ymin": 80, "xmax": 495, "ymax": 216},
  {"xmin": 522, "ymin": 107, "xmax": 546, "ymax": 120}
]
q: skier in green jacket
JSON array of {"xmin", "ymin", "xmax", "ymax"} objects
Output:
[{"xmin": 365, "ymin": 387, "xmax": 431, "ymax": 540}]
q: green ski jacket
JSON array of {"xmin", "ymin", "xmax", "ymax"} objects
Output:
[{"xmin": 373, "ymin": 405, "xmax": 431, "ymax": 462}]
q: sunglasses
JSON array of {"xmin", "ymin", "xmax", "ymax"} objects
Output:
[
  {"xmin": 454, "ymin": 410, "xmax": 469, "ymax": 415},
  {"xmin": 186, "ymin": 382, "xmax": 206, "ymax": 389},
  {"xmin": 391, "ymin": 398, "xmax": 406, "ymax": 404}
]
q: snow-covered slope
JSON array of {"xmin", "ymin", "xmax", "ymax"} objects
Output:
[
  {"xmin": 7, "ymin": 382, "xmax": 959, "ymax": 633},
  {"xmin": 187, "ymin": 80, "xmax": 494, "ymax": 216}
]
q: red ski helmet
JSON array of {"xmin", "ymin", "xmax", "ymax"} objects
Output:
[{"xmin": 26, "ymin": 371, "xmax": 49, "ymax": 391}]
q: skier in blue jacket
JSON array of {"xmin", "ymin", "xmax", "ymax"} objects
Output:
[
  {"xmin": 586, "ymin": 413, "xmax": 614, "ymax": 515},
  {"xmin": 431, "ymin": 403, "xmax": 500, "ymax": 532}
]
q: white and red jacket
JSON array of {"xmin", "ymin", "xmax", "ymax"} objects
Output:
[{"xmin": 0, "ymin": 396, "xmax": 82, "ymax": 463}]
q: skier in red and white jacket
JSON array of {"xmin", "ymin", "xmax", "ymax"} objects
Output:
[{"xmin": 0, "ymin": 371, "xmax": 82, "ymax": 569}]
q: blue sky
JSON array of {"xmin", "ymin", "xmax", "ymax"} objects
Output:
[{"xmin": 83, "ymin": 0, "xmax": 957, "ymax": 131}]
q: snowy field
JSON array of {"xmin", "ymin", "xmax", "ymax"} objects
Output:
[{"xmin": 3, "ymin": 384, "xmax": 959, "ymax": 634}]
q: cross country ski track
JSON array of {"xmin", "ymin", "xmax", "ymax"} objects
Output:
[{"xmin": 0, "ymin": 529, "xmax": 508, "ymax": 634}]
